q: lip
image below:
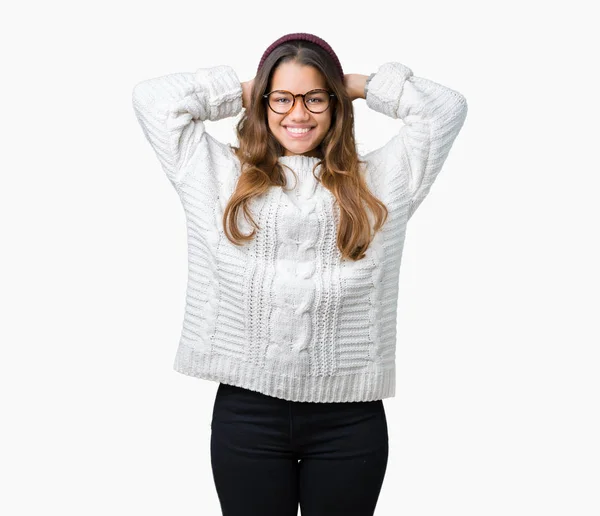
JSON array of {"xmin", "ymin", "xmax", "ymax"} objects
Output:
[{"xmin": 284, "ymin": 126, "xmax": 315, "ymax": 139}]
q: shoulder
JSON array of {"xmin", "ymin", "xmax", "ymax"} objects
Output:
[
  {"xmin": 175, "ymin": 133, "xmax": 242, "ymax": 190},
  {"xmin": 358, "ymin": 142, "xmax": 410, "ymax": 207}
]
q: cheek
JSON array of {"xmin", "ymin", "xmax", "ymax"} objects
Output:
[
  {"xmin": 318, "ymin": 116, "xmax": 332, "ymax": 135},
  {"xmin": 267, "ymin": 112, "xmax": 282, "ymax": 133}
]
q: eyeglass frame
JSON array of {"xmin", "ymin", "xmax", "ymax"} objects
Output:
[{"xmin": 262, "ymin": 88, "xmax": 336, "ymax": 115}]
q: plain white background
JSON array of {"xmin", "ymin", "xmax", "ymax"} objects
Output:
[{"xmin": 2, "ymin": 0, "xmax": 599, "ymax": 514}]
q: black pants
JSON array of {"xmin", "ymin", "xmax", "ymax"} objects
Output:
[{"xmin": 210, "ymin": 382, "xmax": 389, "ymax": 516}]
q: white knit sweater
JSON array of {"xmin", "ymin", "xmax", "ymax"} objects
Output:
[{"xmin": 132, "ymin": 62, "xmax": 467, "ymax": 402}]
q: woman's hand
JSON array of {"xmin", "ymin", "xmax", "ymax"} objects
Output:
[
  {"xmin": 343, "ymin": 74, "xmax": 369, "ymax": 101},
  {"xmin": 241, "ymin": 77, "xmax": 255, "ymax": 110}
]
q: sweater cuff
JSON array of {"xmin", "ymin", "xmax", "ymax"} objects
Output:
[
  {"xmin": 365, "ymin": 62, "xmax": 414, "ymax": 119},
  {"xmin": 194, "ymin": 64, "xmax": 243, "ymax": 121}
]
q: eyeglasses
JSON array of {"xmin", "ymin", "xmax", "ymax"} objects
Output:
[{"xmin": 263, "ymin": 89, "xmax": 336, "ymax": 115}]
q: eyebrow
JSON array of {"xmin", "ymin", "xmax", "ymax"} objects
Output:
[{"xmin": 270, "ymin": 88, "xmax": 326, "ymax": 93}]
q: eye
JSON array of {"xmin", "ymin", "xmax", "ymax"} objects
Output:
[
  {"xmin": 305, "ymin": 91, "xmax": 328, "ymax": 104},
  {"xmin": 272, "ymin": 94, "xmax": 291, "ymax": 103}
]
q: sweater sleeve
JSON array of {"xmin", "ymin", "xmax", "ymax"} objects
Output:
[
  {"xmin": 364, "ymin": 62, "xmax": 468, "ymax": 220},
  {"xmin": 131, "ymin": 65, "xmax": 243, "ymax": 185}
]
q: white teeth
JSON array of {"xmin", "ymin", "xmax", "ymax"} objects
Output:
[{"xmin": 286, "ymin": 127, "xmax": 311, "ymax": 134}]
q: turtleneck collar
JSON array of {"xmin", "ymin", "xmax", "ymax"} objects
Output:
[{"xmin": 278, "ymin": 153, "xmax": 322, "ymax": 181}]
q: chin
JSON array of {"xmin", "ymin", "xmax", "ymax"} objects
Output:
[
  {"xmin": 283, "ymin": 145, "xmax": 319, "ymax": 157},
  {"xmin": 280, "ymin": 137, "xmax": 323, "ymax": 156}
]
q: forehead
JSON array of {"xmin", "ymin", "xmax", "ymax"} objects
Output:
[{"xmin": 270, "ymin": 61, "xmax": 327, "ymax": 92}]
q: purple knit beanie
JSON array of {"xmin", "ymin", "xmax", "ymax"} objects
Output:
[{"xmin": 256, "ymin": 32, "xmax": 344, "ymax": 81}]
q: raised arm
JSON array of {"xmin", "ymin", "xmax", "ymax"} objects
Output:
[
  {"xmin": 363, "ymin": 62, "xmax": 468, "ymax": 220},
  {"xmin": 131, "ymin": 65, "xmax": 243, "ymax": 185}
]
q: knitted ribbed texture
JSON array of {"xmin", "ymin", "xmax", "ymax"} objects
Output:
[
  {"xmin": 256, "ymin": 32, "xmax": 344, "ymax": 80},
  {"xmin": 132, "ymin": 62, "xmax": 468, "ymax": 402}
]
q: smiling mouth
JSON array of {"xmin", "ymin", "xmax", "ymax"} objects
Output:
[{"xmin": 285, "ymin": 126, "xmax": 315, "ymax": 137}]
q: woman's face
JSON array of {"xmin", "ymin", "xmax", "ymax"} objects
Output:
[{"xmin": 266, "ymin": 61, "xmax": 333, "ymax": 157}]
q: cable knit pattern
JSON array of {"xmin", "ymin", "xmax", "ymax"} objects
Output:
[{"xmin": 132, "ymin": 62, "xmax": 468, "ymax": 402}]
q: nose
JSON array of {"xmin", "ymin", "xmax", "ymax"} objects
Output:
[{"xmin": 288, "ymin": 95, "xmax": 311, "ymax": 119}]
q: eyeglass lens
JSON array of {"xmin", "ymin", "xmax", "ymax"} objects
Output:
[{"xmin": 269, "ymin": 90, "xmax": 330, "ymax": 114}]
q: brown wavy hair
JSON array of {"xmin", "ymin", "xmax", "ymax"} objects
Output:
[{"xmin": 225, "ymin": 40, "xmax": 388, "ymax": 261}]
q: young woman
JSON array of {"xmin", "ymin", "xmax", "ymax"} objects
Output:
[{"xmin": 132, "ymin": 32, "xmax": 468, "ymax": 516}]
